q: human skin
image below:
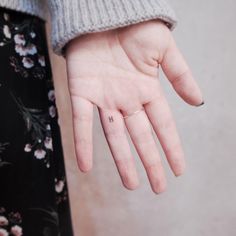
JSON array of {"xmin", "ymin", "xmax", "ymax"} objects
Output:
[{"xmin": 65, "ymin": 20, "xmax": 203, "ymax": 194}]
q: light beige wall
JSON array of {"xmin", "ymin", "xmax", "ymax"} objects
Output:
[{"xmin": 47, "ymin": 0, "xmax": 236, "ymax": 235}]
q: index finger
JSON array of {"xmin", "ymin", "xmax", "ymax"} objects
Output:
[{"xmin": 144, "ymin": 84, "xmax": 186, "ymax": 177}]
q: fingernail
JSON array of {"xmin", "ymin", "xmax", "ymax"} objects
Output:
[{"xmin": 196, "ymin": 101, "xmax": 205, "ymax": 107}]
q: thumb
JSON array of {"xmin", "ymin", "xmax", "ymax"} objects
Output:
[{"xmin": 161, "ymin": 35, "xmax": 204, "ymax": 106}]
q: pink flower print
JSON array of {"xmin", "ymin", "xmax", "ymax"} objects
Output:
[
  {"xmin": 30, "ymin": 32, "xmax": 36, "ymax": 38},
  {"xmin": 3, "ymin": 25, "xmax": 11, "ymax": 38},
  {"xmin": 0, "ymin": 216, "xmax": 8, "ymax": 226},
  {"xmin": 55, "ymin": 180, "xmax": 65, "ymax": 193},
  {"xmin": 8, "ymin": 212, "xmax": 22, "ymax": 225},
  {"xmin": 10, "ymin": 225, "xmax": 22, "ymax": 236},
  {"xmin": 15, "ymin": 44, "xmax": 28, "ymax": 56},
  {"xmin": 3, "ymin": 13, "xmax": 10, "ymax": 21},
  {"xmin": 46, "ymin": 124, "xmax": 51, "ymax": 130},
  {"xmin": 49, "ymin": 106, "xmax": 56, "ymax": 118},
  {"xmin": 15, "ymin": 44, "xmax": 37, "ymax": 57},
  {"xmin": 0, "ymin": 228, "xmax": 8, "ymax": 236},
  {"xmin": 38, "ymin": 55, "xmax": 46, "ymax": 67},
  {"xmin": 48, "ymin": 90, "xmax": 55, "ymax": 101},
  {"xmin": 26, "ymin": 43, "xmax": 37, "ymax": 55},
  {"xmin": 34, "ymin": 149, "xmax": 46, "ymax": 159},
  {"xmin": 22, "ymin": 57, "xmax": 34, "ymax": 68},
  {"xmin": 14, "ymin": 34, "xmax": 26, "ymax": 46},
  {"xmin": 44, "ymin": 137, "xmax": 53, "ymax": 151},
  {"xmin": 24, "ymin": 143, "xmax": 32, "ymax": 152},
  {"xmin": 0, "ymin": 208, "xmax": 6, "ymax": 214}
]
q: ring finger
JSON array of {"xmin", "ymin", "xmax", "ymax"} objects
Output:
[{"xmin": 123, "ymin": 107, "xmax": 166, "ymax": 194}]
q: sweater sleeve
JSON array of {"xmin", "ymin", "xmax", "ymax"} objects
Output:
[{"xmin": 46, "ymin": 0, "xmax": 177, "ymax": 57}]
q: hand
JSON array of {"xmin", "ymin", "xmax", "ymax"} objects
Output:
[{"xmin": 65, "ymin": 20, "xmax": 203, "ymax": 194}]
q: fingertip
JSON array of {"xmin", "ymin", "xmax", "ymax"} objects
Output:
[
  {"xmin": 175, "ymin": 171, "xmax": 184, "ymax": 177},
  {"xmin": 150, "ymin": 171, "xmax": 167, "ymax": 194},
  {"xmin": 174, "ymin": 160, "xmax": 186, "ymax": 177},
  {"xmin": 195, "ymin": 101, "xmax": 205, "ymax": 107},
  {"xmin": 78, "ymin": 162, "xmax": 93, "ymax": 173},
  {"xmin": 184, "ymin": 97, "xmax": 204, "ymax": 107},
  {"xmin": 76, "ymin": 155, "xmax": 93, "ymax": 173},
  {"xmin": 153, "ymin": 182, "xmax": 167, "ymax": 195},
  {"xmin": 123, "ymin": 179, "xmax": 140, "ymax": 191},
  {"xmin": 171, "ymin": 71, "xmax": 204, "ymax": 107}
]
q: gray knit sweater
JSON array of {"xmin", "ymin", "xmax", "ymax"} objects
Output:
[{"xmin": 0, "ymin": 0, "xmax": 177, "ymax": 56}]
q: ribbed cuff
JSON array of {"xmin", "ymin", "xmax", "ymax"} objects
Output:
[
  {"xmin": 0, "ymin": 0, "xmax": 47, "ymax": 21},
  {"xmin": 48, "ymin": 0, "xmax": 177, "ymax": 57}
]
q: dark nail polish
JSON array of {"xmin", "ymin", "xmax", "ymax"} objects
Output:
[{"xmin": 196, "ymin": 101, "xmax": 205, "ymax": 107}]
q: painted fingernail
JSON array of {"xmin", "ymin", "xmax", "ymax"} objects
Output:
[{"xmin": 196, "ymin": 101, "xmax": 205, "ymax": 107}]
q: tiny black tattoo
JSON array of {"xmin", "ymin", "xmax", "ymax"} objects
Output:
[{"xmin": 108, "ymin": 116, "xmax": 114, "ymax": 122}]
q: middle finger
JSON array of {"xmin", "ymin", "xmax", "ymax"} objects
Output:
[{"xmin": 98, "ymin": 108, "xmax": 140, "ymax": 190}]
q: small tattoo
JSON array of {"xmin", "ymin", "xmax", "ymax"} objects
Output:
[{"xmin": 108, "ymin": 116, "xmax": 114, "ymax": 123}]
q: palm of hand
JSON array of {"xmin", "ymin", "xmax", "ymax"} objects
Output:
[{"xmin": 65, "ymin": 20, "xmax": 203, "ymax": 194}]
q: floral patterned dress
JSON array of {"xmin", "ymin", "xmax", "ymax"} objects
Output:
[{"xmin": 0, "ymin": 7, "xmax": 73, "ymax": 236}]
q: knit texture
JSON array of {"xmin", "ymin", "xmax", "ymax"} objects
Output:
[
  {"xmin": 0, "ymin": 0, "xmax": 177, "ymax": 57},
  {"xmin": 47, "ymin": 0, "xmax": 177, "ymax": 56}
]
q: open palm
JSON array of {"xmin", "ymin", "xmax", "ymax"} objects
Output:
[{"xmin": 65, "ymin": 20, "xmax": 203, "ymax": 194}]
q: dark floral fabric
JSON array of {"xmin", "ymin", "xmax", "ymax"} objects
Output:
[{"xmin": 0, "ymin": 7, "xmax": 73, "ymax": 236}]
